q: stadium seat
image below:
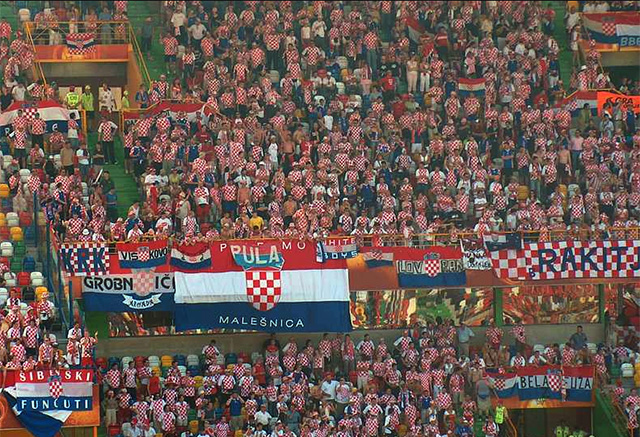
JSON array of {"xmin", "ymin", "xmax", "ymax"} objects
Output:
[
  {"xmin": 19, "ymin": 212, "xmax": 32, "ymax": 227},
  {"xmin": 225, "ymin": 353, "xmax": 237, "ymax": 365},
  {"xmin": 121, "ymin": 356, "xmax": 134, "ymax": 368},
  {"xmin": 17, "ymin": 272, "xmax": 30, "ymax": 287},
  {"xmin": 177, "ymin": 365, "xmax": 187, "ymax": 376},
  {"xmin": 1, "ymin": 156, "xmax": 12, "ymax": 169},
  {"xmin": 4, "ymin": 272, "xmax": 16, "ymax": 287},
  {"xmin": 194, "ymin": 376, "xmax": 203, "ymax": 388},
  {"xmin": 10, "ymin": 228, "xmax": 23, "ymax": 243},
  {"xmin": 187, "ymin": 354, "xmax": 199, "ymax": 366},
  {"xmin": 0, "ymin": 288, "xmax": 8, "ymax": 306},
  {"xmin": 0, "ymin": 184, "xmax": 8, "ymax": 198},
  {"xmin": 622, "ymin": 363, "xmax": 634, "ymax": 378},
  {"xmin": 23, "ymin": 256, "xmax": 36, "ymax": 273},
  {"xmin": 6, "ymin": 213, "xmax": 19, "ymax": 227},
  {"xmin": 190, "ymin": 420, "xmax": 199, "ymax": 434},
  {"xmin": 13, "ymin": 242, "xmax": 25, "ymax": 257},
  {"xmin": 533, "ymin": 344, "xmax": 544, "ymax": 354},
  {"xmin": 587, "ymin": 343, "xmax": 597, "ymax": 354},
  {"xmin": 237, "ymin": 352, "xmax": 250, "ymax": 363},
  {"xmin": 19, "ymin": 169, "xmax": 30, "ymax": 183}
]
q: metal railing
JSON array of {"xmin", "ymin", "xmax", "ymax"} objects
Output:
[
  {"xmin": 128, "ymin": 23, "xmax": 151, "ymax": 86},
  {"xmin": 54, "ymin": 227, "xmax": 640, "ymax": 248},
  {"xmin": 504, "ymin": 415, "xmax": 518, "ymax": 437},
  {"xmin": 596, "ymin": 389, "xmax": 631, "ymax": 437},
  {"xmin": 24, "ymin": 20, "xmax": 131, "ymax": 45},
  {"xmin": 22, "ymin": 19, "xmax": 47, "ymax": 86}
]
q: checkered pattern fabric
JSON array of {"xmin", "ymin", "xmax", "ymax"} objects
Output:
[
  {"xmin": 489, "ymin": 240, "xmax": 640, "ymax": 281},
  {"xmin": 424, "ymin": 259, "xmax": 441, "ymax": 277},
  {"xmin": 547, "ymin": 370, "xmax": 563, "ymax": 392},
  {"xmin": 137, "ymin": 246, "xmax": 150, "ymax": 262},
  {"xmin": 22, "ymin": 107, "xmax": 38, "ymax": 120},
  {"xmin": 66, "ymin": 33, "xmax": 96, "ymax": 56},
  {"xmin": 48, "ymin": 374, "xmax": 63, "ymax": 399},
  {"xmin": 602, "ymin": 20, "xmax": 616, "ymax": 36},
  {"xmin": 134, "ymin": 269, "xmax": 155, "ymax": 297},
  {"xmin": 245, "ymin": 269, "xmax": 282, "ymax": 311},
  {"xmin": 60, "ymin": 242, "xmax": 110, "ymax": 276}
]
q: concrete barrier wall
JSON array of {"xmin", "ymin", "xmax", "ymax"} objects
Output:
[{"xmin": 96, "ymin": 323, "xmax": 604, "ymax": 359}]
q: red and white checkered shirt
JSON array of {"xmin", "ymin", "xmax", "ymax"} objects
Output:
[
  {"xmin": 162, "ymin": 36, "xmax": 178, "ymax": 55},
  {"xmin": 30, "ymin": 118, "xmax": 46, "ymax": 135}
]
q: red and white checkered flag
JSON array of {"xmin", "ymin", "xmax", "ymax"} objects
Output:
[
  {"xmin": 66, "ymin": 33, "xmax": 97, "ymax": 56},
  {"xmin": 547, "ymin": 369, "xmax": 563, "ymax": 392},
  {"xmin": 245, "ymin": 268, "xmax": 282, "ymax": 311},
  {"xmin": 134, "ymin": 269, "xmax": 155, "ymax": 297},
  {"xmin": 137, "ymin": 246, "xmax": 150, "ymax": 263},
  {"xmin": 48, "ymin": 374, "xmax": 63, "ymax": 399},
  {"xmin": 423, "ymin": 259, "xmax": 441, "ymax": 277},
  {"xmin": 602, "ymin": 18, "xmax": 616, "ymax": 36}
]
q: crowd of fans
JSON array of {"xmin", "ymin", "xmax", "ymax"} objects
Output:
[
  {"xmin": 0, "ymin": 1, "xmax": 638, "ymax": 245},
  {"xmin": 100, "ymin": 323, "xmax": 635, "ymax": 437},
  {"xmin": 0, "ymin": 288, "xmax": 98, "ymax": 371},
  {"xmin": 0, "ymin": 0, "xmax": 639, "ymax": 434}
]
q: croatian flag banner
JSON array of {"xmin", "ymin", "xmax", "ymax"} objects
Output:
[
  {"xmin": 116, "ymin": 239, "xmax": 169, "ymax": 269},
  {"xmin": 1, "ymin": 370, "xmax": 94, "ymax": 437},
  {"xmin": 174, "ymin": 240, "xmax": 352, "ymax": 332}
]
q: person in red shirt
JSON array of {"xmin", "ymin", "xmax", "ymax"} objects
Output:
[
  {"xmin": 434, "ymin": 27, "xmax": 449, "ymax": 61},
  {"xmin": 380, "ymin": 71, "xmax": 396, "ymax": 103}
]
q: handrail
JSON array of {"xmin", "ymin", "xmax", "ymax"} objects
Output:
[
  {"xmin": 25, "ymin": 20, "xmax": 131, "ymax": 45},
  {"xmin": 128, "ymin": 23, "xmax": 151, "ymax": 86},
  {"xmin": 22, "ymin": 19, "xmax": 48, "ymax": 87},
  {"xmin": 577, "ymin": 14, "xmax": 607, "ymax": 75},
  {"xmin": 597, "ymin": 389, "xmax": 631, "ymax": 437},
  {"xmin": 504, "ymin": 415, "xmax": 518, "ymax": 437},
  {"xmin": 54, "ymin": 227, "xmax": 640, "ymax": 247}
]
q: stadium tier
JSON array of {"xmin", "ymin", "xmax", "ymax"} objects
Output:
[{"xmin": 0, "ymin": 1, "xmax": 638, "ymax": 437}]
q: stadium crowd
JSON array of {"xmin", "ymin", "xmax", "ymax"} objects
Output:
[
  {"xmin": 0, "ymin": 1, "xmax": 637, "ymax": 245},
  {"xmin": 99, "ymin": 323, "xmax": 631, "ymax": 437},
  {"xmin": 0, "ymin": 0, "xmax": 638, "ymax": 435}
]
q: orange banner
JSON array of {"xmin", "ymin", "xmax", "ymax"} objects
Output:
[
  {"xmin": 35, "ymin": 44, "xmax": 129, "ymax": 61},
  {"xmin": 597, "ymin": 91, "xmax": 640, "ymax": 115}
]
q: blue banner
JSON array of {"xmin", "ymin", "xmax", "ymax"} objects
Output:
[
  {"xmin": 82, "ymin": 274, "xmax": 174, "ymax": 312},
  {"xmin": 174, "ymin": 301, "xmax": 352, "ymax": 332}
]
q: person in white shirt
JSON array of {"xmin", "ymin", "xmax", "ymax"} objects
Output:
[
  {"xmin": 254, "ymin": 405, "xmax": 272, "ymax": 428},
  {"xmin": 528, "ymin": 351, "xmax": 548, "ymax": 366},
  {"xmin": 320, "ymin": 374, "xmax": 338, "ymax": 401},
  {"xmin": 67, "ymin": 322, "xmax": 82, "ymax": 341},
  {"xmin": 12, "ymin": 83, "xmax": 26, "ymax": 101},
  {"xmin": 98, "ymin": 84, "xmax": 116, "ymax": 112},
  {"xmin": 188, "ymin": 18, "xmax": 206, "ymax": 45}
]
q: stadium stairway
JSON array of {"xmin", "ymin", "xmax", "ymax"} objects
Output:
[
  {"xmin": 87, "ymin": 133, "xmax": 139, "ymax": 218},
  {"xmin": 0, "ymin": 1, "xmax": 20, "ymax": 30},
  {"xmin": 127, "ymin": 1, "xmax": 168, "ymax": 79},
  {"xmin": 548, "ymin": 1, "xmax": 573, "ymax": 90}
]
